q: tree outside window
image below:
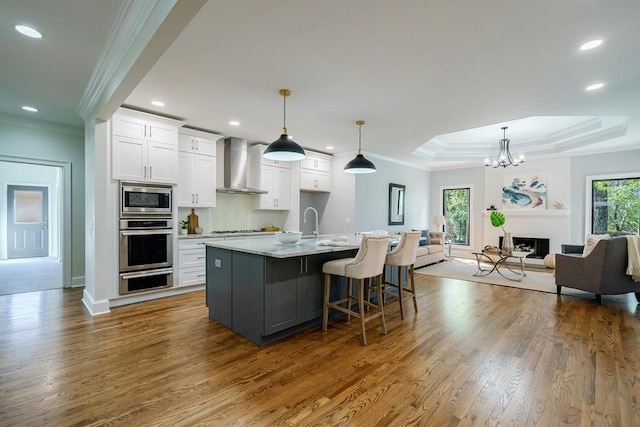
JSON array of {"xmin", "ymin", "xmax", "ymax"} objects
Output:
[
  {"xmin": 592, "ymin": 177, "xmax": 640, "ymax": 235},
  {"xmin": 443, "ymin": 187, "xmax": 470, "ymax": 245}
]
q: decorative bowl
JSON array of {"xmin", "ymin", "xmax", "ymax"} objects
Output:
[{"xmin": 275, "ymin": 231, "xmax": 303, "ymax": 244}]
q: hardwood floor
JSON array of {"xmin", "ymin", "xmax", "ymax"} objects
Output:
[{"xmin": 1, "ymin": 275, "xmax": 639, "ymax": 426}]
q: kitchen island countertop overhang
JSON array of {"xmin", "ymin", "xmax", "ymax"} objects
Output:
[{"xmin": 203, "ymin": 234, "xmax": 363, "ymax": 257}]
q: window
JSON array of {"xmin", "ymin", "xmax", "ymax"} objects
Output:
[
  {"xmin": 590, "ymin": 175, "xmax": 640, "ymax": 235},
  {"xmin": 442, "ymin": 187, "xmax": 471, "ymax": 246}
]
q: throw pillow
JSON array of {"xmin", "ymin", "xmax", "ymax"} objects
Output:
[
  {"xmin": 583, "ymin": 233, "xmax": 610, "ymax": 256},
  {"xmin": 413, "ymin": 229, "xmax": 430, "ymax": 246}
]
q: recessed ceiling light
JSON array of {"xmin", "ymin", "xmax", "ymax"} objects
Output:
[
  {"xmin": 151, "ymin": 101, "xmax": 165, "ymax": 107},
  {"xmin": 22, "ymin": 106, "xmax": 38, "ymax": 112},
  {"xmin": 229, "ymin": 121, "xmax": 240, "ymax": 126},
  {"xmin": 579, "ymin": 39, "xmax": 603, "ymax": 50},
  {"xmin": 15, "ymin": 25, "xmax": 42, "ymax": 39},
  {"xmin": 585, "ymin": 82, "xmax": 605, "ymax": 91},
  {"xmin": 326, "ymin": 146, "xmax": 334, "ymax": 150}
]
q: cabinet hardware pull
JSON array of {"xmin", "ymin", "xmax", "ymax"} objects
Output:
[
  {"xmin": 149, "ymin": 166, "xmax": 152, "ymax": 178},
  {"xmin": 197, "ymin": 274, "xmax": 206, "ymax": 277},
  {"xmin": 192, "ymin": 193, "xmax": 194, "ymax": 203},
  {"xmin": 305, "ymin": 257, "xmax": 308, "ymax": 273},
  {"xmin": 196, "ymin": 194, "xmax": 199, "ymax": 203},
  {"xmin": 144, "ymin": 166, "xmax": 147, "ymax": 178}
]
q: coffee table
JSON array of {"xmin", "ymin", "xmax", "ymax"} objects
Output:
[{"xmin": 471, "ymin": 250, "xmax": 532, "ymax": 282}]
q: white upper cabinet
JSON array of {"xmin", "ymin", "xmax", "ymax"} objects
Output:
[
  {"xmin": 176, "ymin": 129, "xmax": 221, "ymax": 208},
  {"xmin": 249, "ymin": 144, "xmax": 291, "ymax": 210},
  {"xmin": 300, "ymin": 151, "xmax": 332, "ymax": 192},
  {"xmin": 111, "ymin": 108, "xmax": 181, "ymax": 184}
]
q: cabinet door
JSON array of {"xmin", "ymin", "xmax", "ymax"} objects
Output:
[
  {"xmin": 178, "ymin": 266, "xmax": 206, "ymax": 287},
  {"xmin": 178, "ymin": 134, "xmax": 195, "ymax": 152},
  {"xmin": 264, "ymin": 258, "xmax": 302, "ymax": 335},
  {"xmin": 176, "ymin": 153, "xmax": 194, "ymax": 206},
  {"xmin": 300, "ymin": 169, "xmax": 317, "ymax": 191},
  {"xmin": 194, "ymin": 137, "xmax": 216, "ymax": 156},
  {"xmin": 301, "ymin": 255, "xmax": 327, "ymax": 322},
  {"xmin": 257, "ymin": 165, "xmax": 277, "ymax": 209},
  {"xmin": 147, "ymin": 142, "xmax": 178, "ymax": 184},
  {"xmin": 315, "ymin": 171, "xmax": 331, "ymax": 192},
  {"xmin": 274, "ymin": 167, "xmax": 290, "ymax": 209},
  {"xmin": 112, "ymin": 114, "xmax": 146, "ymax": 139},
  {"xmin": 147, "ymin": 120, "xmax": 178, "ymax": 145},
  {"xmin": 112, "ymin": 136, "xmax": 146, "ymax": 181},
  {"xmin": 192, "ymin": 154, "xmax": 216, "ymax": 207}
]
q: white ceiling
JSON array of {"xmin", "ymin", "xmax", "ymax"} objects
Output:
[{"xmin": 3, "ymin": 1, "xmax": 640, "ymax": 170}]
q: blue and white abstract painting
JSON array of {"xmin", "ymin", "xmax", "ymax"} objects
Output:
[{"xmin": 502, "ymin": 174, "xmax": 547, "ymax": 209}]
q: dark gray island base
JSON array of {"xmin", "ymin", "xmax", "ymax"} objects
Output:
[{"xmin": 205, "ymin": 238, "xmax": 359, "ymax": 346}]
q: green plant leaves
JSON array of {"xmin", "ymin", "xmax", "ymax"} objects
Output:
[{"xmin": 490, "ymin": 211, "xmax": 506, "ymax": 228}]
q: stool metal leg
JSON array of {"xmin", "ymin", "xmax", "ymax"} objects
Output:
[{"xmin": 347, "ymin": 278, "xmax": 353, "ymax": 322}]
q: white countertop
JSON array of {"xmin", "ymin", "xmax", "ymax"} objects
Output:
[
  {"xmin": 204, "ymin": 234, "xmax": 362, "ymax": 258},
  {"xmin": 178, "ymin": 231, "xmax": 275, "ymax": 239}
]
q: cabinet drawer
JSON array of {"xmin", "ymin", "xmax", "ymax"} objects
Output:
[
  {"xmin": 178, "ymin": 266, "xmax": 206, "ymax": 287},
  {"xmin": 178, "ymin": 238, "xmax": 220, "ymax": 250},
  {"xmin": 179, "ymin": 248, "xmax": 206, "ymax": 268}
]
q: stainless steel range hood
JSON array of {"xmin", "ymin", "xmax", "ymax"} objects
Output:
[{"xmin": 216, "ymin": 137, "xmax": 267, "ymax": 194}]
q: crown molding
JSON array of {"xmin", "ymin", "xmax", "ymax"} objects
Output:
[
  {"xmin": 77, "ymin": 0, "xmax": 177, "ymax": 121},
  {"xmin": 0, "ymin": 114, "xmax": 83, "ymax": 136}
]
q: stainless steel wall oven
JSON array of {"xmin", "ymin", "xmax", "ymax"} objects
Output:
[{"xmin": 119, "ymin": 217, "xmax": 174, "ymax": 295}]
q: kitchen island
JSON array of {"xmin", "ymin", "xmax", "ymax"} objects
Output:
[{"xmin": 204, "ymin": 235, "xmax": 361, "ymax": 345}]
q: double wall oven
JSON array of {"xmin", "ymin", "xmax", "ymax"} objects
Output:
[{"xmin": 119, "ymin": 183, "xmax": 174, "ymax": 295}]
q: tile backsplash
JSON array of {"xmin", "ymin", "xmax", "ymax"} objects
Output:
[{"xmin": 178, "ymin": 193, "xmax": 287, "ymax": 232}]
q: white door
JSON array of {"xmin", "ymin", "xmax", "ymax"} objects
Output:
[
  {"xmin": 7, "ymin": 185, "xmax": 49, "ymax": 259},
  {"xmin": 147, "ymin": 142, "xmax": 178, "ymax": 184},
  {"xmin": 176, "ymin": 153, "xmax": 194, "ymax": 206},
  {"xmin": 192, "ymin": 155, "xmax": 216, "ymax": 207}
]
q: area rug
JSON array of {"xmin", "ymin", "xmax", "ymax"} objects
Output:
[{"xmin": 415, "ymin": 258, "xmax": 593, "ymax": 298}]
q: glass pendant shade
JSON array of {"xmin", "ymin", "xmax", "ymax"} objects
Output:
[
  {"xmin": 344, "ymin": 120, "xmax": 376, "ymax": 174},
  {"xmin": 264, "ymin": 89, "xmax": 306, "ymax": 161}
]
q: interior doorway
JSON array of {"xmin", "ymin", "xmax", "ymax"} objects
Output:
[{"xmin": 0, "ymin": 160, "xmax": 64, "ymax": 295}]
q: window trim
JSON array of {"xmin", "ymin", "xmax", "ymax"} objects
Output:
[
  {"xmin": 439, "ymin": 184, "xmax": 474, "ymax": 249},
  {"xmin": 585, "ymin": 172, "xmax": 640, "ymax": 236}
]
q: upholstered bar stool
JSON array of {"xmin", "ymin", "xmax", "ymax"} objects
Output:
[
  {"xmin": 322, "ymin": 234, "xmax": 391, "ymax": 345},
  {"xmin": 381, "ymin": 231, "xmax": 421, "ymax": 319}
]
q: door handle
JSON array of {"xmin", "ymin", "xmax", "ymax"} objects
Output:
[
  {"xmin": 43, "ymin": 221, "xmax": 48, "ymax": 229},
  {"xmin": 149, "ymin": 166, "xmax": 152, "ymax": 178}
]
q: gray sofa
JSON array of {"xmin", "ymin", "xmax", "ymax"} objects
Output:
[
  {"xmin": 555, "ymin": 236, "xmax": 640, "ymax": 304},
  {"xmin": 415, "ymin": 231, "xmax": 445, "ymax": 268}
]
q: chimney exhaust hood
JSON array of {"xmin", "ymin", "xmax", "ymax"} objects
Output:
[{"xmin": 216, "ymin": 137, "xmax": 267, "ymax": 194}]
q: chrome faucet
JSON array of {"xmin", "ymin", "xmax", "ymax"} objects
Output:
[{"xmin": 303, "ymin": 206, "xmax": 319, "ymax": 238}]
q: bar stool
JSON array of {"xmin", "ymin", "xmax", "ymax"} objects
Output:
[
  {"xmin": 322, "ymin": 234, "xmax": 390, "ymax": 345},
  {"xmin": 381, "ymin": 231, "xmax": 421, "ymax": 319}
]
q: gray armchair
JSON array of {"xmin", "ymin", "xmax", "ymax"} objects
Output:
[{"xmin": 555, "ymin": 236, "xmax": 640, "ymax": 305}]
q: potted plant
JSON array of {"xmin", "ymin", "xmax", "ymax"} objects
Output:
[
  {"xmin": 490, "ymin": 211, "xmax": 512, "ymax": 253},
  {"xmin": 179, "ymin": 220, "xmax": 189, "ymax": 235}
]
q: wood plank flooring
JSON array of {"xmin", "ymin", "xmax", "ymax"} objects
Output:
[{"xmin": 1, "ymin": 274, "xmax": 639, "ymax": 426}]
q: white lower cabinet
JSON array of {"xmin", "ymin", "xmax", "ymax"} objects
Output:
[{"xmin": 178, "ymin": 238, "xmax": 213, "ymax": 287}]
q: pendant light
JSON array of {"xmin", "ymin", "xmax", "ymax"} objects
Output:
[
  {"xmin": 263, "ymin": 89, "xmax": 306, "ymax": 161},
  {"xmin": 344, "ymin": 120, "xmax": 376, "ymax": 174}
]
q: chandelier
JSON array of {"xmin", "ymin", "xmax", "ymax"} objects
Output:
[{"xmin": 484, "ymin": 126, "xmax": 525, "ymax": 168}]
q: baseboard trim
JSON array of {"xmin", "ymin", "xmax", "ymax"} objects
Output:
[
  {"xmin": 82, "ymin": 289, "xmax": 111, "ymax": 316},
  {"xmin": 109, "ymin": 285, "xmax": 205, "ymax": 308},
  {"xmin": 71, "ymin": 276, "xmax": 85, "ymax": 288}
]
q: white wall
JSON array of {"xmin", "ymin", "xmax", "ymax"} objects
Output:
[
  {"xmin": 0, "ymin": 120, "xmax": 84, "ymax": 285},
  {"xmin": 322, "ymin": 152, "xmax": 356, "ymax": 234},
  {"xmin": 354, "ymin": 155, "xmax": 430, "ymax": 233}
]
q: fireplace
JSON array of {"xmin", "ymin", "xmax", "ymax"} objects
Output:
[{"xmin": 499, "ymin": 236, "xmax": 550, "ymax": 259}]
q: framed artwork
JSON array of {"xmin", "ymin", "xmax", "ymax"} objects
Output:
[{"xmin": 502, "ymin": 174, "xmax": 547, "ymax": 209}]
